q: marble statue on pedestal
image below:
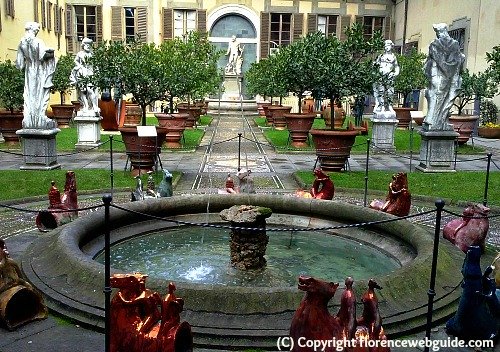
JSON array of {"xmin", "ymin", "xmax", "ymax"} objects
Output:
[
  {"xmin": 373, "ymin": 40, "xmax": 400, "ymax": 114},
  {"xmin": 423, "ymin": 23, "xmax": 465, "ymax": 131},
  {"xmin": 16, "ymin": 22, "xmax": 56, "ymax": 129},
  {"xmin": 70, "ymin": 38, "xmax": 100, "ymax": 116},
  {"xmin": 225, "ymin": 35, "xmax": 244, "ymax": 75}
]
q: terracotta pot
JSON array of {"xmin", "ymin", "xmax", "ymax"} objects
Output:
[
  {"xmin": 477, "ymin": 126, "xmax": 500, "ymax": 139},
  {"xmin": 71, "ymin": 100, "xmax": 81, "ymax": 112},
  {"xmin": 449, "ymin": 115, "xmax": 479, "ymax": 145},
  {"xmin": 284, "ymin": 112, "xmax": 316, "ymax": 148},
  {"xmin": 50, "ymin": 104, "xmax": 74, "ymax": 128},
  {"xmin": 267, "ymin": 105, "xmax": 292, "ymax": 130},
  {"xmin": 257, "ymin": 102, "xmax": 272, "ymax": 117},
  {"xmin": 195, "ymin": 101, "xmax": 208, "ymax": 115},
  {"xmin": 177, "ymin": 104, "xmax": 202, "ymax": 128},
  {"xmin": 98, "ymin": 99, "xmax": 123, "ymax": 131},
  {"xmin": 123, "ymin": 103, "xmax": 142, "ymax": 126},
  {"xmin": 393, "ymin": 107, "xmax": 415, "ymax": 129},
  {"xmin": 301, "ymin": 98, "xmax": 315, "ymax": 113},
  {"xmin": 119, "ymin": 126, "xmax": 167, "ymax": 177},
  {"xmin": 310, "ymin": 129, "xmax": 359, "ymax": 172},
  {"xmin": 0, "ymin": 110, "xmax": 23, "ymax": 144},
  {"xmin": 262, "ymin": 104, "xmax": 274, "ymax": 125},
  {"xmin": 412, "ymin": 117, "xmax": 424, "ymax": 126},
  {"xmin": 322, "ymin": 106, "xmax": 346, "ymax": 129},
  {"xmin": 155, "ymin": 113, "xmax": 188, "ymax": 148}
]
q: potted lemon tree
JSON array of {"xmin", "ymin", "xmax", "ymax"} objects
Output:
[
  {"xmin": 0, "ymin": 59, "xmax": 24, "ymax": 144},
  {"xmin": 50, "ymin": 54, "xmax": 75, "ymax": 128}
]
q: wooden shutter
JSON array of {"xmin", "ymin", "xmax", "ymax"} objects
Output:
[
  {"xmin": 0, "ymin": 5, "xmax": 2, "ymax": 32},
  {"xmin": 111, "ymin": 6, "xmax": 123, "ymax": 41},
  {"xmin": 162, "ymin": 8, "xmax": 173, "ymax": 40},
  {"xmin": 47, "ymin": 2, "xmax": 52, "ymax": 32},
  {"xmin": 6, "ymin": 0, "xmax": 14, "ymax": 17},
  {"xmin": 384, "ymin": 16, "xmax": 391, "ymax": 40},
  {"xmin": 65, "ymin": 4, "xmax": 74, "ymax": 53},
  {"xmin": 96, "ymin": 5, "xmax": 103, "ymax": 45},
  {"xmin": 308, "ymin": 14, "xmax": 317, "ymax": 34},
  {"xmin": 260, "ymin": 12, "xmax": 270, "ymax": 59},
  {"xmin": 137, "ymin": 7, "xmax": 147, "ymax": 42},
  {"xmin": 339, "ymin": 15, "xmax": 351, "ymax": 41},
  {"xmin": 41, "ymin": 0, "xmax": 46, "ymax": 28},
  {"xmin": 54, "ymin": 4, "xmax": 60, "ymax": 34},
  {"xmin": 197, "ymin": 9, "xmax": 207, "ymax": 34},
  {"xmin": 34, "ymin": 0, "xmax": 39, "ymax": 22},
  {"xmin": 293, "ymin": 13, "xmax": 303, "ymax": 41}
]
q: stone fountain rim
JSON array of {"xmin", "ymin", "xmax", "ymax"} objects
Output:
[{"xmin": 22, "ymin": 194, "xmax": 466, "ymax": 326}]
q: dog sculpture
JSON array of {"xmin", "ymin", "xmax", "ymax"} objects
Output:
[
  {"xmin": 310, "ymin": 168, "xmax": 335, "ymax": 200},
  {"xmin": 370, "ymin": 172, "xmax": 411, "ymax": 217}
]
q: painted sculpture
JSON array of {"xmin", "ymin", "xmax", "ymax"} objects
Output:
[
  {"xmin": 35, "ymin": 170, "xmax": 78, "ymax": 231},
  {"xmin": 443, "ymin": 203, "xmax": 490, "ymax": 253},
  {"xmin": 446, "ymin": 246, "xmax": 499, "ymax": 341},
  {"xmin": 0, "ymin": 239, "xmax": 48, "ymax": 330},
  {"xmin": 310, "ymin": 168, "xmax": 335, "ymax": 200},
  {"xmin": 290, "ymin": 276, "xmax": 389, "ymax": 351},
  {"xmin": 110, "ymin": 273, "xmax": 192, "ymax": 352},
  {"xmin": 131, "ymin": 170, "xmax": 173, "ymax": 201},
  {"xmin": 369, "ymin": 172, "xmax": 411, "ymax": 217}
]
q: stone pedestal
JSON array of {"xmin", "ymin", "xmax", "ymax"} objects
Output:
[
  {"xmin": 417, "ymin": 129, "xmax": 459, "ymax": 172},
  {"xmin": 222, "ymin": 74, "xmax": 244, "ymax": 100},
  {"xmin": 207, "ymin": 74, "xmax": 257, "ymax": 114},
  {"xmin": 370, "ymin": 110, "xmax": 398, "ymax": 152},
  {"xmin": 16, "ymin": 128, "xmax": 61, "ymax": 170},
  {"xmin": 74, "ymin": 112, "xmax": 102, "ymax": 150}
]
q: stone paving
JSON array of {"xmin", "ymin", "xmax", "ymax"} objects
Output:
[{"xmin": 0, "ymin": 113, "xmax": 499, "ymax": 351}]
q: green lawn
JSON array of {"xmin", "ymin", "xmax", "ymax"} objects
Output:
[
  {"xmin": 256, "ymin": 116, "xmax": 485, "ymax": 154},
  {"xmin": 295, "ymin": 170, "xmax": 499, "ymax": 206}
]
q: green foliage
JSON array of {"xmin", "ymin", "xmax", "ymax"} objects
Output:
[
  {"xmin": 479, "ymin": 99, "xmax": 499, "ymax": 125},
  {"xmin": 394, "ymin": 49, "xmax": 427, "ymax": 107},
  {"xmin": 51, "ymin": 54, "xmax": 75, "ymax": 105},
  {"xmin": 245, "ymin": 54, "xmax": 288, "ymax": 101},
  {"xmin": 0, "ymin": 60, "xmax": 24, "ymax": 113},
  {"xmin": 486, "ymin": 45, "xmax": 500, "ymax": 84},
  {"xmin": 453, "ymin": 69, "xmax": 498, "ymax": 115}
]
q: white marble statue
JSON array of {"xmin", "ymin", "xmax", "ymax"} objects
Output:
[
  {"xmin": 225, "ymin": 35, "xmax": 244, "ymax": 75},
  {"xmin": 16, "ymin": 22, "xmax": 57, "ymax": 129},
  {"xmin": 423, "ymin": 23, "xmax": 465, "ymax": 131},
  {"xmin": 373, "ymin": 40, "xmax": 400, "ymax": 113},
  {"xmin": 70, "ymin": 38, "xmax": 100, "ymax": 115}
]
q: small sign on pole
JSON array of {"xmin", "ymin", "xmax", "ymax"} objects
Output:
[{"xmin": 136, "ymin": 126, "xmax": 157, "ymax": 137}]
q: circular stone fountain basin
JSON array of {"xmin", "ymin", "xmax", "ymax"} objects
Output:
[{"xmin": 23, "ymin": 194, "xmax": 465, "ymax": 346}]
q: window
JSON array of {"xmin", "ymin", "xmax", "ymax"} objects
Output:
[
  {"xmin": 47, "ymin": 2, "xmax": 52, "ymax": 32},
  {"xmin": 124, "ymin": 7, "xmax": 135, "ymax": 41},
  {"xmin": 5, "ymin": 0, "xmax": 14, "ymax": 18},
  {"xmin": 449, "ymin": 28, "xmax": 466, "ymax": 53},
  {"xmin": 173, "ymin": 9, "xmax": 196, "ymax": 38},
  {"xmin": 362, "ymin": 16, "xmax": 384, "ymax": 38},
  {"xmin": 75, "ymin": 5, "xmax": 96, "ymax": 42},
  {"xmin": 318, "ymin": 15, "xmax": 337, "ymax": 36},
  {"xmin": 270, "ymin": 13, "xmax": 292, "ymax": 48}
]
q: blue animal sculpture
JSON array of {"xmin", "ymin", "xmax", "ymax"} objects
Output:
[
  {"xmin": 446, "ymin": 246, "xmax": 500, "ymax": 341},
  {"xmin": 158, "ymin": 169, "xmax": 173, "ymax": 198}
]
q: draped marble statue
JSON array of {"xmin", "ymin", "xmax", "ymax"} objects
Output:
[
  {"xmin": 423, "ymin": 23, "xmax": 465, "ymax": 131},
  {"xmin": 16, "ymin": 22, "xmax": 57, "ymax": 129},
  {"xmin": 373, "ymin": 40, "xmax": 400, "ymax": 113},
  {"xmin": 225, "ymin": 35, "xmax": 244, "ymax": 75},
  {"xmin": 70, "ymin": 38, "xmax": 100, "ymax": 115}
]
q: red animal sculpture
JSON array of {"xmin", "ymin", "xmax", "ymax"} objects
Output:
[
  {"xmin": 110, "ymin": 273, "xmax": 192, "ymax": 352},
  {"xmin": 443, "ymin": 203, "xmax": 490, "ymax": 253},
  {"xmin": 310, "ymin": 168, "xmax": 335, "ymax": 200},
  {"xmin": 290, "ymin": 276, "xmax": 390, "ymax": 352},
  {"xmin": 36, "ymin": 170, "xmax": 79, "ymax": 231},
  {"xmin": 370, "ymin": 172, "xmax": 411, "ymax": 217},
  {"xmin": 290, "ymin": 276, "xmax": 342, "ymax": 352}
]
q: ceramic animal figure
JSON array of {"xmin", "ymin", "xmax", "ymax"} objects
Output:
[
  {"xmin": 145, "ymin": 171, "xmax": 159, "ymax": 198},
  {"xmin": 446, "ymin": 246, "xmax": 499, "ymax": 341},
  {"xmin": 337, "ymin": 277, "xmax": 356, "ymax": 340},
  {"xmin": 443, "ymin": 203, "xmax": 489, "ymax": 253},
  {"xmin": 290, "ymin": 276, "xmax": 342, "ymax": 352},
  {"xmin": 237, "ymin": 169, "xmax": 255, "ymax": 194},
  {"xmin": 61, "ymin": 170, "xmax": 78, "ymax": 217},
  {"xmin": 131, "ymin": 175, "xmax": 145, "ymax": 201},
  {"xmin": 110, "ymin": 273, "xmax": 192, "ymax": 352},
  {"xmin": 310, "ymin": 168, "xmax": 334, "ymax": 200},
  {"xmin": 370, "ymin": 172, "xmax": 411, "ymax": 217},
  {"xmin": 158, "ymin": 169, "xmax": 173, "ymax": 197}
]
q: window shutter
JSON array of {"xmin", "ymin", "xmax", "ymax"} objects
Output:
[
  {"xmin": 96, "ymin": 5, "xmax": 103, "ymax": 45},
  {"xmin": 0, "ymin": 6, "xmax": 2, "ymax": 32},
  {"xmin": 111, "ymin": 6, "xmax": 123, "ymax": 41},
  {"xmin": 65, "ymin": 4, "xmax": 72, "ymax": 37},
  {"xmin": 47, "ymin": 2, "xmax": 52, "ymax": 32},
  {"xmin": 162, "ymin": 8, "xmax": 173, "ymax": 40},
  {"xmin": 339, "ymin": 15, "xmax": 351, "ymax": 41},
  {"xmin": 260, "ymin": 12, "xmax": 270, "ymax": 59},
  {"xmin": 308, "ymin": 14, "xmax": 317, "ymax": 34},
  {"xmin": 34, "ymin": 0, "xmax": 39, "ymax": 22},
  {"xmin": 293, "ymin": 13, "xmax": 303, "ymax": 41},
  {"xmin": 197, "ymin": 9, "xmax": 207, "ymax": 35},
  {"xmin": 6, "ymin": 0, "xmax": 14, "ymax": 18},
  {"xmin": 54, "ymin": 4, "xmax": 60, "ymax": 34},
  {"xmin": 384, "ymin": 16, "xmax": 391, "ymax": 40},
  {"xmin": 41, "ymin": 0, "xmax": 46, "ymax": 28},
  {"xmin": 137, "ymin": 7, "xmax": 147, "ymax": 42}
]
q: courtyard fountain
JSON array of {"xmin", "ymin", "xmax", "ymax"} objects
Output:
[{"xmin": 22, "ymin": 194, "xmax": 467, "ymax": 349}]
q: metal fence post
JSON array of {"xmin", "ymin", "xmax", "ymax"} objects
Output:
[
  {"xmin": 103, "ymin": 194, "xmax": 112, "ymax": 352},
  {"xmin": 238, "ymin": 133, "xmax": 242, "ymax": 172},
  {"xmin": 483, "ymin": 153, "xmax": 492, "ymax": 206},
  {"xmin": 364, "ymin": 138, "xmax": 370, "ymax": 207},
  {"xmin": 109, "ymin": 135, "xmax": 114, "ymax": 197}
]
